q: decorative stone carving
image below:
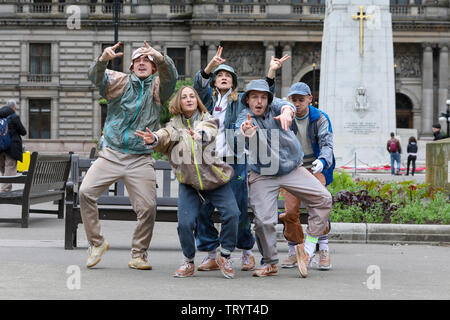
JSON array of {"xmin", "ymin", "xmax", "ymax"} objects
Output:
[
  {"xmin": 354, "ymin": 87, "xmax": 369, "ymax": 111},
  {"xmin": 292, "ymin": 43, "xmax": 321, "ymax": 77},
  {"xmin": 221, "ymin": 42, "xmax": 264, "ymax": 77},
  {"xmin": 394, "ymin": 44, "xmax": 422, "ymax": 78}
]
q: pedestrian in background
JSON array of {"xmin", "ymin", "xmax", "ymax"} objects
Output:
[
  {"xmin": 0, "ymin": 100, "xmax": 27, "ymax": 192},
  {"xmin": 387, "ymin": 132, "xmax": 402, "ymax": 175},
  {"xmin": 432, "ymin": 123, "xmax": 445, "ymax": 141},
  {"xmin": 406, "ymin": 136, "xmax": 418, "ymax": 176}
]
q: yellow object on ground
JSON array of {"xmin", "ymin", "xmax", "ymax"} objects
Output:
[{"xmin": 17, "ymin": 151, "xmax": 30, "ymax": 172}]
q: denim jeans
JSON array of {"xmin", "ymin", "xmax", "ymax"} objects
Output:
[
  {"xmin": 390, "ymin": 152, "xmax": 401, "ymax": 175},
  {"xmin": 196, "ymin": 162, "xmax": 256, "ymax": 252},
  {"xmin": 177, "ymin": 182, "xmax": 239, "ymax": 260}
]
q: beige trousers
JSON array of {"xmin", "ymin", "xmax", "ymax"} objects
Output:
[
  {"xmin": 248, "ymin": 165, "xmax": 332, "ymax": 265},
  {"xmin": 79, "ymin": 147, "xmax": 157, "ymax": 258},
  {"xmin": 0, "ymin": 152, "xmax": 17, "ymax": 192}
]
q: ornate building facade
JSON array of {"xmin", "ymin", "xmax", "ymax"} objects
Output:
[{"xmin": 0, "ymin": 0, "xmax": 448, "ymax": 153}]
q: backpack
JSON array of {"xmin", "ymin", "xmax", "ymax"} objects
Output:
[
  {"xmin": 389, "ymin": 139, "xmax": 397, "ymax": 153},
  {"xmin": 0, "ymin": 114, "xmax": 12, "ymax": 152}
]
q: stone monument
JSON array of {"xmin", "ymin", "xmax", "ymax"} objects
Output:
[{"xmin": 319, "ymin": 0, "xmax": 396, "ymax": 167}]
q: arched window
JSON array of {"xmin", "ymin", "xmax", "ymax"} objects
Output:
[{"xmin": 396, "ymin": 93, "xmax": 413, "ymax": 128}]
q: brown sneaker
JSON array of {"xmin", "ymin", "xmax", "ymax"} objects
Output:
[
  {"xmin": 216, "ymin": 254, "xmax": 235, "ymax": 279},
  {"xmin": 318, "ymin": 250, "xmax": 332, "ymax": 270},
  {"xmin": 197, "ymin": 256, "xmax": 220, "ymax": 271},
  {"xmin": 241, "ymin": 254, "xmax": 255, "ymax": 271},
  {"xmin": 295, "ymin": 243, "xmax": 311, "ymax": 278},
  {"xmin": 173, "ymin": 261, "xmax": 195, "ymax": 278},
  {"xmin": 252, "ymin": 264, "xmax": 278, "ymax": 277}
]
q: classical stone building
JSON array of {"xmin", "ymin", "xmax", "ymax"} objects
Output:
[{"xmin": 0, "ymin": 0, "xmax": 448, "ymax": 154}]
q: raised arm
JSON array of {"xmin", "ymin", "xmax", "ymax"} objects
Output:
[
  {"xmin": 88, "ymin": 42, "xmax": 126, "ymax": 99},
  {"xmin": 193, "ymin": 46, "xmax": 226, "ymax": 105}
]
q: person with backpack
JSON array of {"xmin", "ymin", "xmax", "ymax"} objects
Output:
[
  {"xmin": 0, "ymin": 100, "xmax": 27, "ymax": 193},
  {"xmin": 387, "ymin": 132, "xmax": 402, "ymax": 175},
  {"xmin": 406, "ymin": 136, "xmax": 418, "ymax": 176}
]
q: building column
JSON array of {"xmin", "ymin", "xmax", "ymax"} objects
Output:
[
  {"xmin": 421, "ymin": 43, "xmax": 434, "ymax": 136},
  {"xmin": 190, "ymin": 41, "xmax": 201, "ymax": 79},
  {"xmin": 281, "ymin": 42, "xmax": 292, "ymax": 98},
  {"xmin": 264, "ymin": 41, "xmax": 276, "ymax": 73},
  {"xmin": 438, "ymin": 43, "xmax": 449, "ymax": 121}
]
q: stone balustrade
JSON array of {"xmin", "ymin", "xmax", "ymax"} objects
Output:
[{"xmin": 0, "ymin": 1, "xmax": 434, "ymax": 19}]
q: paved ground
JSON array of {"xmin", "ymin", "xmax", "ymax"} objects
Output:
[{"xmin": 0, "ymin": 203, "xmax": 449, "ymax": 300}]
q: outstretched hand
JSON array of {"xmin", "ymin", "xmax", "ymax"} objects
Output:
[
  {"xmin": 274, "ymin": 107, "xmax": 293, "ymax": 131},
  {"xmin": 241, "ymin": 113, "xmax": 258, "ymax": 138},
  {"xmin": 267, "ymin": 54, "xmax": 290, "ymax": 79},
  {"xmin": 138, "ymin": 40, "xmax": 164, "ymax": 63},
  {"xmin": 100, "ymin": 41, "xmax": 123, "ymax": 62},
  {"xmin": 204, "ymin": 46, "xmax": 226, "ymax": 74},
  {"xmin": 135, "ymin": 127, "xmax": 156, "ymax": 145}
]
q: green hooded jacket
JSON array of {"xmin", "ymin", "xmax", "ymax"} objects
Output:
[{"xmin": 88, "ymin": 55, "xmax": 178, "ymax": 154}]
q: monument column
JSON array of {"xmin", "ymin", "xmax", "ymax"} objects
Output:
[
  {"xmin": 190, "ymin": 41, "xmax": 201, "ymax": 78},
  {"xmin": 281, "ymin": 42, "xmax": 292, "ymax": 98},
  {"xmin": 438, "ymin": 43, "xmax": 449, "ymax": 121},
  {"xmin": 421, "ymin": 43, "xmax": 434, "ymax": 136}
]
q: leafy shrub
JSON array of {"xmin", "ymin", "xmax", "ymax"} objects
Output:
[{"xmin": 329, "ymin": 171, "xmax": 449, "ymax": 224}]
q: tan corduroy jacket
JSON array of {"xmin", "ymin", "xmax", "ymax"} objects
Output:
[{"xmin": 152, "ymin": 111, "xmax": 234, "ymax": 191}]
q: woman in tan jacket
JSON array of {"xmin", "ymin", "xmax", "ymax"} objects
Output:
[{"xmin": 135, "ymin": 86, "xmax": 240, "ymax": 279}]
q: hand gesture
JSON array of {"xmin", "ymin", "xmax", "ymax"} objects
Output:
[
  {"xmin": 241, "ymin": 114, "xmax": 258, "ymax": 138},
  {"xmin": 274, "ymin": 107, "xmax": 293, "ymax": 131},
  {"xmin": 311, "ymin": 159, "xmax": 324, "ymax": 174},
  {"xmin": 138, "ymin": 41, "xmax": 163, "ymax": 63},
  {"xmin": 267, "ymin": 54, "xmax": 290, "ymax": 79},
  {"xmin": 204, "ymin": 46, "xmax": 226, "ymax": 74},
  {"xmin": 100, "ymin": 42, "xmax": 123, "ymax": 62},
  {"xmin": 135, "ymin": 127, "xmax": 156, "ymax": 145},
  {"xmin": 187, "ymin": 128, "xmax": 202, "ymax": 141}
]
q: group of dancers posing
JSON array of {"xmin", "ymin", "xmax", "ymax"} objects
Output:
[{"xmin": 81, "ymin": 41, "xmax": 335, "ymax": 279}]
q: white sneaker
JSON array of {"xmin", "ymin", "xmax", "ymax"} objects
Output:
[{"xmin": 86, "ymin": 241, "xmax": 110, "ymax": 268}]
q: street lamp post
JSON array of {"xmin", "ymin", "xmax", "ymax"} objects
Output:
[
  {"xmin": 113, "ymin": 0, "xmax": 121, "ymax": 71},
  {"xmin": 439, "ymin": 99, "xmax": 450, "ymax": 138}
]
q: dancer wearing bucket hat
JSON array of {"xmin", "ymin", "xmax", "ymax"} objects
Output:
[
  {"xmin": 81, "ymin": 41, "xmax": 177, "ymax": 270},
  {"xmin": 236, "ymin": 79, "xmax": 332, "ymax": 278},
  {"xmin": 193, "ymin": 46, "xmax": 290, "ymax": 273}
]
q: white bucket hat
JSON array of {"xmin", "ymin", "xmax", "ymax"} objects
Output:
[{"xmin": 129, "ymin": 48, "xmax": 155, "ymax": 71}]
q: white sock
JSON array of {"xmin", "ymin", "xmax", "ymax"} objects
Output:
[
  {"xmin": 208, "ymin": 250, "xmax": 217, "ymax": 259},
  {"xmin": 304, "ymin": 235, "xmax": 318, "ymax": 257},
  {"xmin": 318, "ymin": 236, "xmax": 329, "ymax": 251},
  {"xmin": 288, "ymin": 244, "xmax": 296, "ymax": 256},
  {"xmin": 243, "ymin": 249, "xmax": 253, "ymax": 256}
]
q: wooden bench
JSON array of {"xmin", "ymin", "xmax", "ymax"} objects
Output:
[
  {"xmin": 64, "ymin": 155, "xmax": 307, "ymax": 250},
  {"xmin": 0, "ymin": 152, "xmax": 72, "ymax": 228}
]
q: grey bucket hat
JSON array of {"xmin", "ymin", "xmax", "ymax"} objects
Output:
[
  {"xmin": 241, "ymin": 79, "xmax": 274, "ymax": 107},
  {"xmin": 211, "ymin": 64, "xmax": 238, "ymax": 90}
]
